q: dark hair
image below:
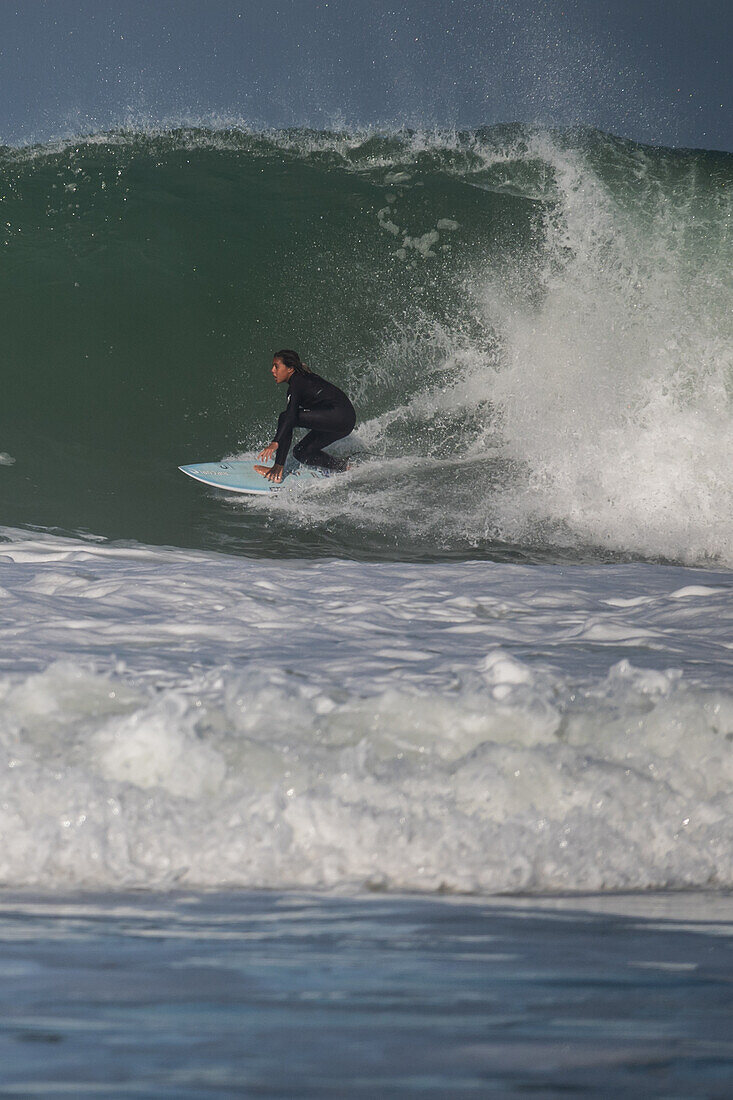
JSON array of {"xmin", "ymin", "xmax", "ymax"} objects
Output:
[{"xmin": 273, "ymin": 348, "xmax": 311, "ymax": 374}]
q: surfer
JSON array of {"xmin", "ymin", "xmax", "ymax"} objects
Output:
[{"xmin": 255, "ymin": 349, "xmax": 356, "ymax": 482}]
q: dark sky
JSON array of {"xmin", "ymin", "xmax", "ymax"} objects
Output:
[{"xmin": 1, "ymin": 0, "xmax": 731, "ymax": 150}]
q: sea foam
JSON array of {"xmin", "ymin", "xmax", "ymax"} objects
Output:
[{"xmin": 0, "ymin": 529, "xmax": 730, "ymax": 893}]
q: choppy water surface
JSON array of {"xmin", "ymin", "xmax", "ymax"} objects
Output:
[{"xmin": 1, "ymin": 889, "xmax": 732, "ymax": 1097}]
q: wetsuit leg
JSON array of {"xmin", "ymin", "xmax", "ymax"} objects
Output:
[
  {"xmin": 293, "ymin": 429, "xmax": 350, "ymax": 471},
  {"xmin": 292, "ymin": 404, "xmax": 356, "ymax": 471}
]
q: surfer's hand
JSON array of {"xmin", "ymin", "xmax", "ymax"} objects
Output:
[
  {"xmin": 254, "ymin": 462, "xmax": 284, "ymax": 482},
  {"xmin": 257, "ymin": 442, "xmax": 278, "ymax": 462}
]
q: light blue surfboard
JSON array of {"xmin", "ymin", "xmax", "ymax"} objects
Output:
[{"xmin": 178, "ymin": 460, "xmax": 332, "ymax": 495}]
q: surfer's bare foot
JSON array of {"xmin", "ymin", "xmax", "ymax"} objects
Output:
[{"xmin": 254, "ymin": 463, "xmax": 284, "ymax": 482}]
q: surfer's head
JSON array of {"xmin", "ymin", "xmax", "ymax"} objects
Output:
[{"xmin": 272, "ymin": 349, "xmax": 311, "ymax": 383}]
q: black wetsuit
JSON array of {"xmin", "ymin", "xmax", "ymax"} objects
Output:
[{"xmin": 273, "ymin": 371, "xmax": 356, "ymax": 472}]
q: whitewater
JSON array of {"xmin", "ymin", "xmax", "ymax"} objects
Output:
[
  {"xmin": 0, "ymin": 528, "xmax": 731, "ymax": 893},
  {"xmin": 0, "ymin": 123, "xmax": 731, "ymax": 897}
]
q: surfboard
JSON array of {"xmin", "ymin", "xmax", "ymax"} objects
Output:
[{"xmin": 178, "ymin": 460, "xmax": 332, "ymax": 495}]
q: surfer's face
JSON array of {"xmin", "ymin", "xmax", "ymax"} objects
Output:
[{"xmin": 272, "ymin": 358, "xmax": 294, "ymax": 384}]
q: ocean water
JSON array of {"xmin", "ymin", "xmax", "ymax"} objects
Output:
[
  {"xmin": 1, "ymin": 889, "xmax": 733, "ymax": 1097},
  {"xmin": 1, "ymin": 125, "xmax": 730, "ymax": 563},
  {"xmin": 0, "ymin": 123, "xmax": 732, "ymax": 1092}
]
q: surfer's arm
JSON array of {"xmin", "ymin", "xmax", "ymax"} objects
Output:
[{"xmin": 271, "ymin": 382, "xmax": 300, "ymax": 467}]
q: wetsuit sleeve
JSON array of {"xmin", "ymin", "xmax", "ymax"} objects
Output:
[{"xmin": 271, "ymin": 379, "xmax": 300, "ymax": 467}]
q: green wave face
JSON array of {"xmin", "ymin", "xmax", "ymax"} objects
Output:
[{"xmin": 1, "ymin": 127, "xmax": 731, "ymax": 564}]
